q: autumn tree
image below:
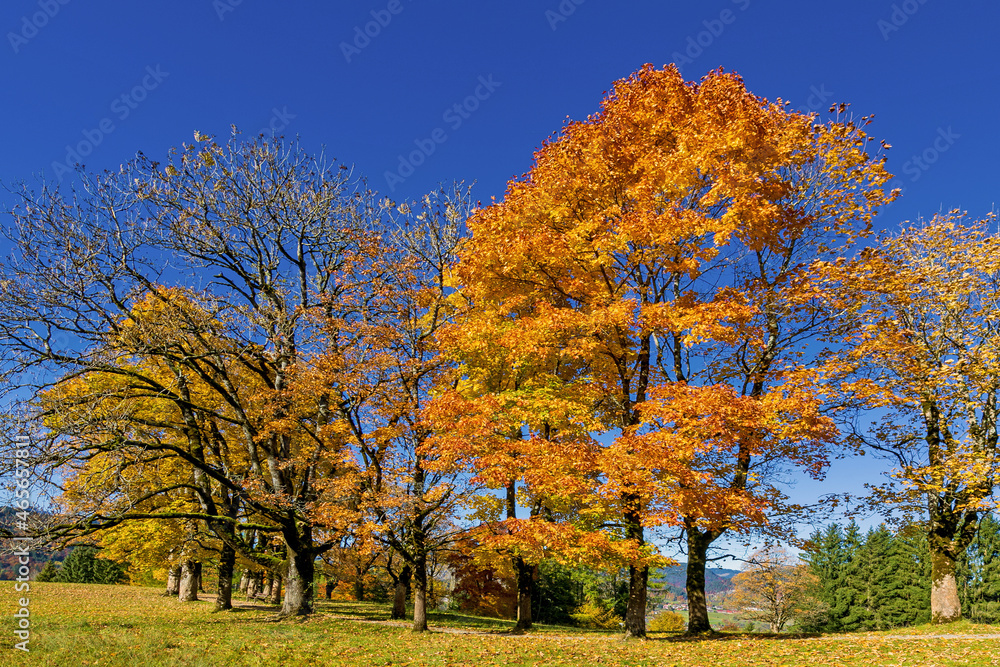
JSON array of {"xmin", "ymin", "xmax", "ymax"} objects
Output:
[
  {"xmin": 727, "ymin": 546, "xmax": 818, "ymax": 632},
  {"xmin": 0, "ymin": 132, "xmax": 410, "ymax": 616},
  {"xmin": 826, "ymin": 212, "xmax": 1000, "ymax": 623},
  {"xmin": 427, "ymin": 299, "xmax": 602, "ymax": 632},
  {"xmin": 318, "ymin": 184, "xmax": 478, "ymax": 632},
  {"xmin": 450, "ymin": 64, "xmax": 894, "ymax": 636}
]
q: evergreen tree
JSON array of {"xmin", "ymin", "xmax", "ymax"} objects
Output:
[
  {"xmin": 532, "ymin": 561, "xmax": 582, "ymax": 625},
  {"xmin": 959, "ymin": 513, "xmax": 1000, "ymax": 622},
  {"xmin": 909, "ymin": 528, "xmax": 933, "ymax": 623},
  {"xmin": 864, "ymin": 525, "xmax": 901, "ymax": 630},
  {"xmin": 833, "ymin": 522, "xmax": 868, "ymax": 631},
  {"xmin": 801, "ymin": 523, "xmax": 846, "ymax": 632},
  {"xmin": 805, "ymin": 521, "xmax": 933, "ymax": 632},
  {"xmin": 35, "ymin": 561, "xmax": 59, "ymax": 582},
  {"xmin": 55, "ymin": 546, "xmax": 126, "ymax": 584}
]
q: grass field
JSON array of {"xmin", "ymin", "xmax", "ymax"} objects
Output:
[{"xmin": 2, "ymin": 582, "xmax": 999, "ymax": 666}]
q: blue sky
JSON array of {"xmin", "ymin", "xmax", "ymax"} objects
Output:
[
  {"xmin": 2, "ymin": 0, "xmax": 997, "ymax": 551},
  {"xmin": 2, "ymin": 1, "xmax": 996, "ymax": 217}
]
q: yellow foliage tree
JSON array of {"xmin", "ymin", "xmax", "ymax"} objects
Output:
[{"xmin": 824, "ymin": 212, "xmax": 1000, "ymax": 623}]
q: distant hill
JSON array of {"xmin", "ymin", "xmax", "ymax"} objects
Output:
[{"xmin": 650, "ymin": 564, "xmax": 741, "ymax": 599}]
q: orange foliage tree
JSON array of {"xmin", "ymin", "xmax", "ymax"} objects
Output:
[
  {"xmin": 446, "ymin": 64, "xmax": 894, "ymax": 636},
  {"xmin": 325, "ymin": 185, "xmax": 480, "ymax": 632},
  {"xmin": 426, "ymin": 296, "xmax": 607, "ymax": 631}
]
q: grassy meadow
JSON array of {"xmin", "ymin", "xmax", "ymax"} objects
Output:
[{"xmin": 2, "ymin": 582, "xmax": 999, "ymax": 666}]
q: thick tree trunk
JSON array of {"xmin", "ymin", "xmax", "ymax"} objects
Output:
[
  {"xmin": 194, "ymin": 561, "xmax": 204, "ymax": 593},
  {"xmin": 513, "ymin": 557, "xmax": 534, "ymax": 631},
  {"xmin": 325, "ymin": 576, "xmax": 336, "ymax": 600},
  {"xmin": 412, "ymin": 553, "xmax": 428, "ymax": 632},
  {"xmin": 391, "ymin": 565, "xmax": 411, "ymax": 620},
  {"xmin": 281, "ymin": 526, "xmax": 315, "ymax": 616},
  {"xmin": 930, "ymin": 546, "xmax": 962, "ymax": 623},
  {"xmin": 261, "ymin": 573, "xmax": 273, "ymax": 600},
  {"xmin": 685, "ymin": 528, "xmax": 714, "ymax": 634},
  {"xmin": 178, "ymin": 560, "xmax": 199, "ymax": 602},
  {"xmin": 165, "ymin": 565, "xmax": 181, "ymax": 596},
  {"xmin": 622, "ymin": 504, "xmax": 647, "ymax": 638},
  {"xmin": 215, "ymin": 543, "xmax": 236, "ymax": 611},
  {"xmin": 624, "ymin": 564, "xmax": 648, "ymax": 638},
  {"xmin": 269, "ymin": 573, "xmax": 282, "ymax": 605},
  {"xmin": 353, "ymin": 575, "xmax": 365, "ymax": 602}
]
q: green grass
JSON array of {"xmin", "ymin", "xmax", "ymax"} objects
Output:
[{"xmin": 2, "ymin": 582, "xmax": 999, "ymax": 666}]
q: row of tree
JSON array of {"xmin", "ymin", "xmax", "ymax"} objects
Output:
[{"xmin": 2, "ymin": 64, "xmax": 998, "ymax": 636}]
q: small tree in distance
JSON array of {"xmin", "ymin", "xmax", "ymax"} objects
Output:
[{"xmin": 727, "ymin": 546, "xmax": 821, "ymax": 632}]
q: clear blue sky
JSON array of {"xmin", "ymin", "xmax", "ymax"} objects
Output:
[{"xmin": 2, "ymin": 0, "xmax": 997, "ymax": 546}]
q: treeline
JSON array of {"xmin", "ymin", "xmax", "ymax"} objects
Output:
[{"xmin": 803, "ymin": 515, "xmax": 1000, "ymax": 631}]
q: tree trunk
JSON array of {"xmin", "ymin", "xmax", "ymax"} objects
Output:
[
  {"xmin": 624, "ymin": 563, "xmax": 648, "ymax": 638},
  {"xmin": 165, "ymin": 564, "xmax": 181, "ymax": 596},
  {"xmin": 391, "ymin": 564, "xmax": 411, "ymax": 620},
  {"xmin": 412, "ymin": 553, "xmax": 428, "ymax": 632},
  {"xmin": 930, "ymin": 546, "xmax": 962, "ymax": 623},
  {"xmin": 194, "ymin": 561, "xmax": 204, "ymax": 593},
  {"xmin": 178, "ymin": 560, "xmax": 199, "ymax": 602},
  {"xmin": 506, "ymin": 479, "xmax": 534, "ymax": 632},
  {"xmin": 237, "ymin": 570, "xmax": 249, "ymax": 594},
  {"xmin": 269, "ymin": 573, "xmax": 282, "ymax": 605},
  {"xmin": 622, "ymin": 504, "xmax": 647, "ymax": 638},
  {"xmin": 281, "ymin": 526, "xmax": 315, "ymax": 616},
  {"xmin": 353, "ymin": 574, "xmax": 365, "ymax": 602},
  {"xmin": 513, "ymin": 557, "xmax": 534, "ymax": 631},
  {"xmin": 325, "ymin": 576, "xmax": 336, "ymax": 600},
  {"xmin": 215, "ymin": 543, "xmax": 236, "ymax": 611},
  {"xmin": 261, "ymin": 573, "xmax": 273, "ymax": 599},
  {"xmin": 685, "ymin": 528, "xmax": 715, "ymax": 634}
]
